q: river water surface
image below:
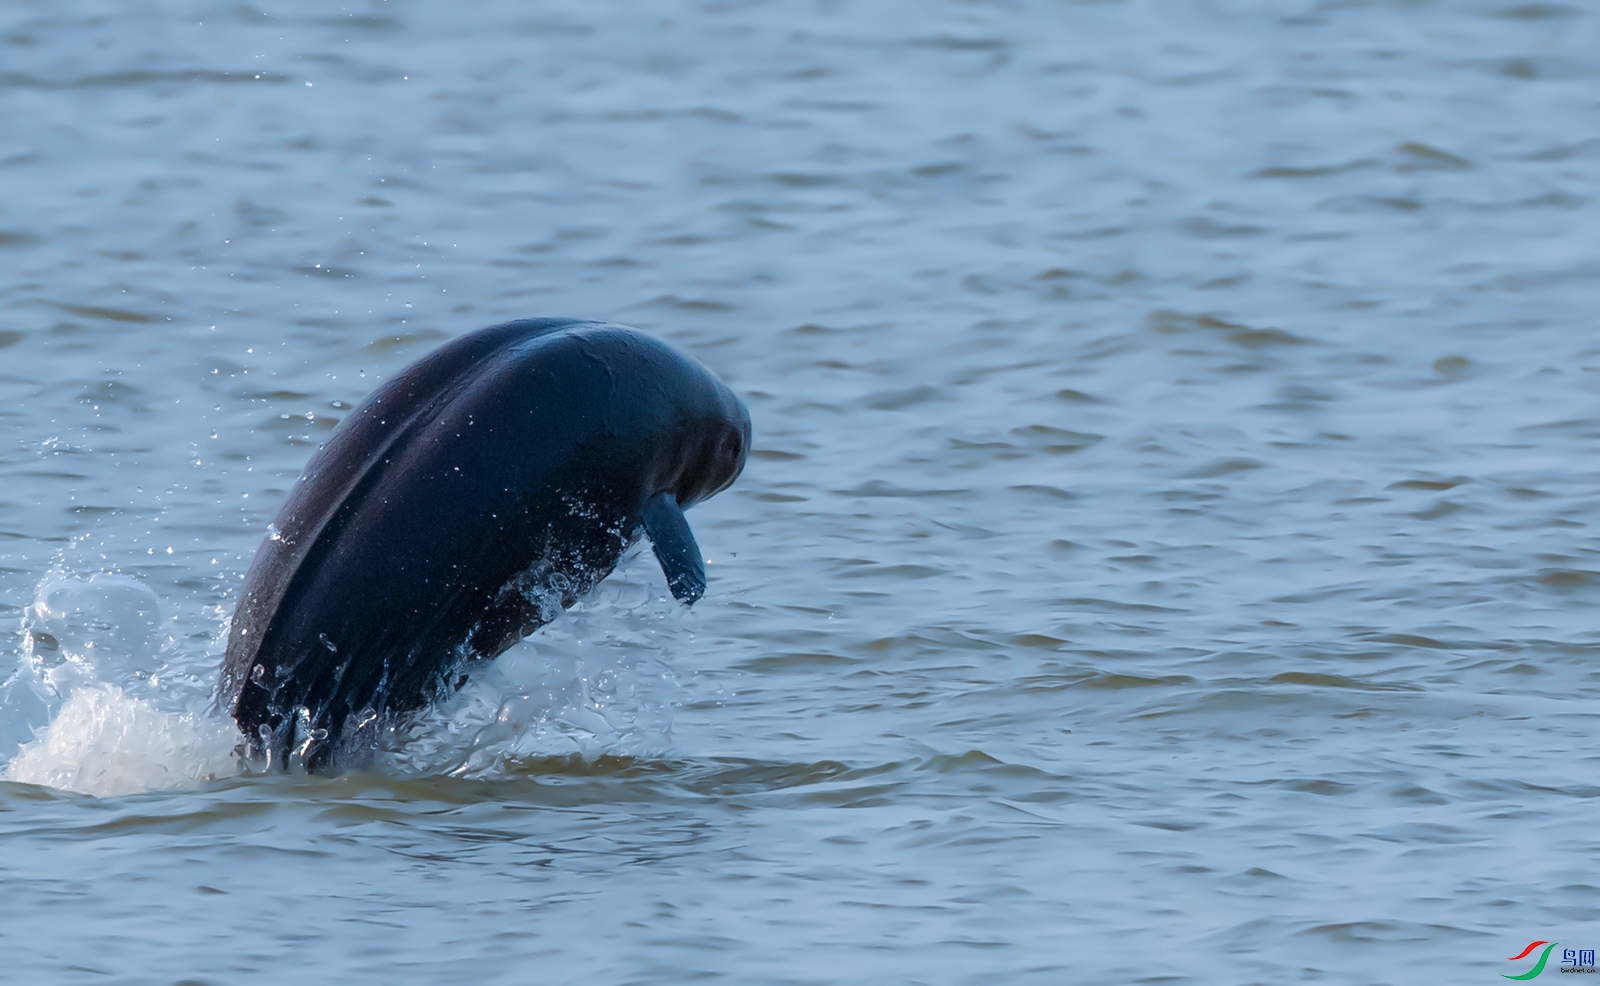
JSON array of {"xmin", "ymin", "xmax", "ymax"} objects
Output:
[{"xmin": 2, "ymin": 1, "xmax": 1598, "ymax": 983}]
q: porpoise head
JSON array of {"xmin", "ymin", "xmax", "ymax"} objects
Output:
[{"xmin": 669, "ymin": 372, "xmax": 751, "ymax": 508}]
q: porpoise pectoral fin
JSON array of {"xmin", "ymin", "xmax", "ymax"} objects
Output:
[{"xmin": 642, "ymin": 491, "xmax": 707, "ymax": 605}]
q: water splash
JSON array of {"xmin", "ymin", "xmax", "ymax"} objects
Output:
[
  {"xmin": 378, "ymin": 557, "xmax": 687, "ymax": 778},
  {"xmin": 2, "ymin": 572, "xmax": 237, "ymax": 796},
  {"xmin": 18, "ymin": 572, "xmax": 192, "ymax": 703},
  {"xmin": 1, "ymin": 552, "xmax": 691, "ymax": 795}
]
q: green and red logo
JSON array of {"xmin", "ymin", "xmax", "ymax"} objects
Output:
[
  {"xmin": 1504, "ymin": 941, "xmax": 1559, "ymax": 980},
  {"xmin": 1504, "ymin": 941, "xmax": 1598, "ymax": 978}
]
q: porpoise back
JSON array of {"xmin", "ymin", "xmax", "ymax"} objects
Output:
[{"xmin": 220, "ymin": 318, "xmax": 750, "ymax": 771}]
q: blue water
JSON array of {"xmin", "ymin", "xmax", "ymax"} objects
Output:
[{"xmin": 2, "ymin": 1, "xmax": 1598, "ymax": 982}]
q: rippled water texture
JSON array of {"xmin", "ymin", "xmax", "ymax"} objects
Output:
[{"xmin": 2, "ymin": 0, "xmax": 1599, "ymax": 982}]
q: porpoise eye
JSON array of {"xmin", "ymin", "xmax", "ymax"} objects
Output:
[{"xmin": 721, "ymin": 430, "xmax": 743, "ymax": 463}]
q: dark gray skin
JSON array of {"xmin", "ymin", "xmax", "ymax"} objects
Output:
[{"xmin": 219, "ymin": 318, "xmax": 750, "ymax": 773}]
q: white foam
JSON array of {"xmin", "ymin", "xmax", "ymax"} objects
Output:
[{"xmin": 5, "ymin": 683, "xmax": 238, "ymax": 797}]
